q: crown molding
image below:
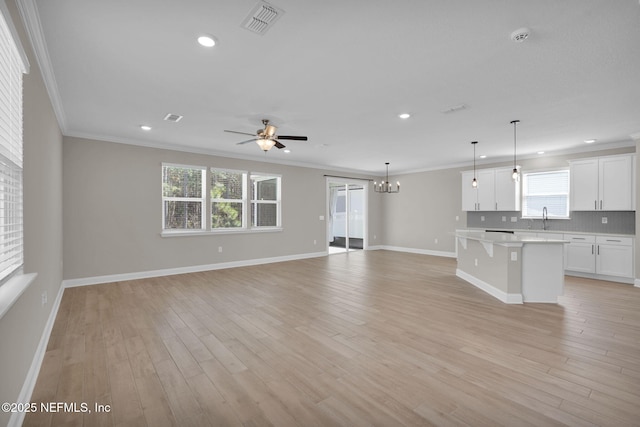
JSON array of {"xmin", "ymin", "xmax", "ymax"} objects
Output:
[{"xmin": 15, "ymin": 0, "xmax": 67, "ymax": 132}]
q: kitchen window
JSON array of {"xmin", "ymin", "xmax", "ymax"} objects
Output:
[{"xmin": 522, "ymin": 170, "xmax": 570, "ymax": 218}]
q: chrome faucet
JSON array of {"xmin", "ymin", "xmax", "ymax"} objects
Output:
[{"xmin": 542, "ymin": 206, "xmax": 548, "ymax": 230}]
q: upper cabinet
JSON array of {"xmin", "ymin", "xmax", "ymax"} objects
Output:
[
  {"xmin": 570, "ymin": 154, "xmax": 635, "ymax": 211},
  {"xmin": 461, "ymin": 167, "xmax": 520, "ymax": 211}
]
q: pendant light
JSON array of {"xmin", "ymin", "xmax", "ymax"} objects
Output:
[
  {"xmin": 471, "ymin": 141, "xmax": 478, "ymax": 188},
  {"xmin": 511, "ymin": 120, "xmax": 520, "ymax": 181},
  {"xmin": 374, "ymin": 162, "xmax": 400, "ymax": 193}
]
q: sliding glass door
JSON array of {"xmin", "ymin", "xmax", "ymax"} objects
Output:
[{"xmin": 327, "ymin": 179, "xmax": 368, "ymax": 254}]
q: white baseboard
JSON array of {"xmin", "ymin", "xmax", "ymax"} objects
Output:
[
  {"xmin": 565, "ymin": 271, "xmax": 634, "ymax": 285},
  {"xmin": 456, "ymin": 268, "xmax": 523, "ymax": 304},
  {"xmin": 8, "ymin": 281, "xmax": 65, "ymax": 427},
  {"xmin": 634, "ymin": 278, "xmax": 640, "ymax": 288},
  {"xmin": 379, "ymin": 245, "xmax": 456, "ymax": 258},
  {"xmin": 62, "ymin": 251, "xmax": 327, "ymax": 288}
]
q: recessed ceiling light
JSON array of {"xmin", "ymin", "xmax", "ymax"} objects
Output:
[
  {"xmin": 197, "ymin": 35, "xmax": 217, "ymax": 47},
  {"xmin": 283, "ymin": 149, "xmax": 291, "ymax": 153},
  {"xmin": 584, "ymin": 139, "xmax": 596, "ymax": 144},
  {"xmin": 140, "ymin": 125, "xmax": 152, "ymax": 131},
  {"xmin": 398, "ymin": 113, "xmax": 411, "ymax": 119},
  {"xmin": 479, "ymin": 155, "xmax": 487, "ymax": 159},
  {"xmin": 537, "ymin": 151, "xmax": 545, "ymax": 155}
]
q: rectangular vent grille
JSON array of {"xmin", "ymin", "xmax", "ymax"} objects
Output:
[
  {"xmin": 164, "ymin": 113, "xmax": 183, "ymax": 122},
  {"xmin": 242, "ymin": 1, "xmax": 284, "ymax": 35}
]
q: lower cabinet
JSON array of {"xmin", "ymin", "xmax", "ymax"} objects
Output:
[{"xmin": 564, "ymin": 234, "xmax": 633, "ymax": 280}]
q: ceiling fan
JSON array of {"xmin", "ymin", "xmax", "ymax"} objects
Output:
[{"xmin": 224, "ymin": 119, "xmax": 308, "ymax": 152}]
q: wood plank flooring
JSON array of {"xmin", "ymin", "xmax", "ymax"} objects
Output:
[{"xmin": 24, "ymin": 250, "xmax": 640, "ymax": 426}]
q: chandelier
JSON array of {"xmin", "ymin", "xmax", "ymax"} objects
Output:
[{"xmin": 374, "ymin": 162, "xmax": 400, "ymax": 193}]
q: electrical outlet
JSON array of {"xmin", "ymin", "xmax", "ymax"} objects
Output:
[
  {"xmin": 434, "ymin": 238, "xmax": 438, "ymax": 244},
  {"xmin": 41, "ymin": 291, "xmax": 47, "ymax": 307},
  {"xmin": 474, "ymin": 258, "xmax": 478, "ymax": 267},
  {"xmin": 313, "ymin": 239, "xmax": 317, "ymax": 245},
  {"xmin": 511, "ymin": 251, "xmax": 517, "ymax": 261},
  {"xmin": 502, "ymin": 216, "xmax": 506, "ymax": 222},
  {"xmin": 455, "ymin": 216, "xmax": 459, "ymax": 221},
  {"xmin": 218, "ymin": 246, "xmax": 223, "ymax": 253},
  {"xmin": 374, "ymin": 234, "xmax": 377, "ymax": 240},
  {"xmin": 481, "ymin": 216, "xmax": 485, "ymax": 222},
  {"xmin": 602, "ymin": 217, "xmax": 608, "ymax": 224},
  {"xmin": 511, "ymin": 217, "xmax": 518, "ymax": 222},
  {"xmin": 319, "ymin": 215, "xmax": 325, "ymax": 221}
]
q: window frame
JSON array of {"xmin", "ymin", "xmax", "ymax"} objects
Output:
[
  {"xmin": 161, "ymin": 163, "xmax": 207, "ymax": 232},
  {"xmin": 210, "ymin": 167, "xmax": 247, "ymax": 230},
  {"xmin": 250, "ymin": 173, "xmax": 282, "ymax": 229},
  {"xmin": 521, "ymin": 168, "xmax": 571, "ymax": 219},
  {"xmin": 161, "ymin": 164, "xmax": 283, "ymax": 236}
]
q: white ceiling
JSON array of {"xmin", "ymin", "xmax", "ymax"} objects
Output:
[{"xmin": 21, "ymin": 0, "xmax": 640, "ymax": 175}]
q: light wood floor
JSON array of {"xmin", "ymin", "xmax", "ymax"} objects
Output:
[{"xmin": 24, "ymin": 251, "xmax": 640, "ymax": 426}]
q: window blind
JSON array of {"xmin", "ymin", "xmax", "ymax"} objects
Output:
[
  {"xmin": 522, "ymin": 170, "xmax": 570, "ymax": 218},
  {"xmin": 0, "ymin": 9, "xmax": 24, "ymax": 283}
]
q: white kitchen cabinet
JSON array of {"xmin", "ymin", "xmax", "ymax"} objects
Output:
[
  {"xmin": 564, "ymin": 234, "xmax": 596, "ymax": 273},
  {"xmin": 595, "ymin": 236, "xmax": 634, "ymax": 278},
  {"xmin": 461, "ymin": 167, "xmax": 520, "ymax": 211},
  {"xmin": 564, "ymin": 233, "xmax": 634, "ymax": 281},
  {"xmin": 570, "ymin": 154, "xmax": 635, "ymax": 211}
]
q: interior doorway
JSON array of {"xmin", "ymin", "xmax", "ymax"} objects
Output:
[{"xmin": 326, "ymin": 178, "xmax": 368, "ymax": 254}]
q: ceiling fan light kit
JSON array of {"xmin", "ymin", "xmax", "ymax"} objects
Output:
[
  {"xmin": 511, "ymin": 119, "xmax": 520, "ymax": 181},
  {"xmin": 374, "ymin": 162, "xmax": 400, "ymax": 193},
  {"xmin": 471, "ymin": 141, "xmax": 478, "ymax": 188},
  {"xmin": 225, "ymin": 119, "xmax": 308, "ymax": 152}
]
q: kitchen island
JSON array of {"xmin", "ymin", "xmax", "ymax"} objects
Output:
[{"xmin": 454, "ymin": 230, "xmax": 567, "ymax": 303}]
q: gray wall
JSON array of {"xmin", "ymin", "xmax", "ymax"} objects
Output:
[
  {"xmin": 0, "ymin": 1, "xmax": 64, "ymax": 425},
  {"xmin": 62, "ymin": 137, "xmax": 383, "ymax": 280}
]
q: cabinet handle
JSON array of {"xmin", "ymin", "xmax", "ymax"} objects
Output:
[
  {"xmin": 606, "ymin": 239, "xmax": 621, "ymax": 242},
  {"xmin": 595, "ymin": 200, "xmax": 597, "ymax": 209},
  {"xmin": 600, "ymin": 200, "xmax": 603, "ymax": 210},
  {"xmin": 573, "ymin": 237, "xmax": 586, "ymax": 240},
  {"xmin": 592, "ymin": 244, "xmax": 594, "ymax": 254},
  {"xmin": 495, "ymin": 202, "xmax": 497, "ymax": 211},
  {"xmin": 597, "ymin": 245, "xmax": 600, "ymax": 255}
]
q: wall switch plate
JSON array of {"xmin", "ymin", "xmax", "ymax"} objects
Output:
[
  {"xmin": 502, "ymin": 216, "xmax": 506, "ymax": 222},
  {"xmin": 602, "ymin": 217, "xmax": 608, "ymax": 224},
  {"xmin": 511, "ymin": 251, "xmax": 517, "ymax": 261},
  {"xmin": 218, "ymin": 246, "xmax": 223, "ymax": 253},
  {"xmin": 481, "ymin": 216, "xmax": 485, "ymax": 222},
  {"xmin": 511, "ymin": 217, "xmax": 518, "ymax": 222},
  {"xmin": 434, "ymin": 238, "xmax": 438, "ymax": 244},
  {"xmin": 319, "ymin": 215, "xmax": 325, "ymax": 221},
  {"xmin": 474, "ymin": 258, "xmax": 478, "ymax": 266},
  {"xmin": 455, "ymin": 215, "xmax": 459, "ymax": 221}
]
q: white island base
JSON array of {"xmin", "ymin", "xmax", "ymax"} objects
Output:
[{"xmin": 455, "ymin": 231, "xmax": 566, "ymax": 304}]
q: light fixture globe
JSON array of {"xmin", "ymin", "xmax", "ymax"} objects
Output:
[{"xmin": 256, "ymin": 138, "xmax": 276, "ymax": 151}]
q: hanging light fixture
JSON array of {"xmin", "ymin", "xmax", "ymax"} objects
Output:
[
  {"xmin": 511, "ymin": 120, "xmax": 520, "ymax": 181},
  {"xmin": 471, "ymin": 141, "xmax": 478, "ymax": 188},
  {"xmin": 374, "ymin": 162, "xmax": 400, "ymax": 193}
]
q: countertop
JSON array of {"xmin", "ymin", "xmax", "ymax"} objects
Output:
[{"xmin": 453, "ymin": 230, "xmax": 568, "ymax": 246}]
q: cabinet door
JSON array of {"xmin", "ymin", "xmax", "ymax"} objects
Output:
[
  {"xmin": 565, "ymin": 242, "xmax": 596, "ymax": 273},
  {"xmin": 570, "ymin": 159, "xmax": 599, "ymax": 210},
  {"xmin": 495, "ymin": 168, "xmax": 520, "ymax": 211},
  {"xmin": 461, "ymin": 171, "xmax": 478, "ymax": 211},
  {"xmin": 596, "ymin": 244, "xmax": 633, "ymax": 277},
  {"xmin": 476, "ymin": 169, "xmax": 496, "ymax": 211},
  {"xmin": 599, "ymin": 156, "xmax": 633, "ymax": 210}
]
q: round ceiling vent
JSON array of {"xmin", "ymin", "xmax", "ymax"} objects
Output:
[{"xmin": 511, "ymin": 27, "xmax": 530, "ymax": 43}]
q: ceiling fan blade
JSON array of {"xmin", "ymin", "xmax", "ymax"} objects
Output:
[
  {"xmin": 236, "ymin": 138, "xmax": 257, "ymax": 145},
  {"xmin": 225, "ymin": 130, "xmax": 257, "ymax": 136},
  {"xmin": 276, "ymin": 135, "xmax": 308, "ymax": 141},
  {"xmin": 274, "ymin": 141, "xmax": 286, "ymax": 149}
]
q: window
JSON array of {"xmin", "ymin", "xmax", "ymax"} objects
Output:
[
  {"xmin": 0, "ymin": 9, "xmax": 25, "ymax": 284},
  {"xmin": 250, "ymin": 174, "xmax": 281, "ymax": 228},
  {"xmin": 162, "ymin": 164, "xmax": 206, "ymax": 230},
  {"xmin": 522, "ymin": 170, "xmax": 570, "ymax": 218},
  {"xmin": 211, "ymin": 168, "xmax": 246, "ymax": 229},
  {"xmin": 161, "ymin": 165, "xmax": 281, "ymax": 233}
]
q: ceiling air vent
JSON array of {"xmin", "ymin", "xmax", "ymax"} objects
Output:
[
  {"xmin": 241, "ymin": 1, "xmax": 285, "ymax": 35},
  {"xmin": 163, "ymin": 113, "xmax": 183, "ymax": 123}
]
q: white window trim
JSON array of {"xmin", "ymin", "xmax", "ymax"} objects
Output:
[
  {"xmin": 521, "ymin": 168, "xmax": 571, "ymax": 219},
  {"xmin": 210, "ymin": 167, "xmax": 247, "ymax": 231},
  {"xmin": 160, "ymin": 166, "xmax": 283, "ymax": 236},
  {"xmin": 250, "ymin": 173, "xmax": 282, "ymax": 229},
  {"xmin": 161, "ymin": 163, "xmax": 207, "ymax": 231}
]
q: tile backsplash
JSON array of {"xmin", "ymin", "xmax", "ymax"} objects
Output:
[{"xmin": 467, "ymin": 211, "xmax": 635, "ymax": 235}]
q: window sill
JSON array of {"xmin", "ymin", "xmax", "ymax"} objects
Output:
[
  {"xmin": 161, "ymin": 227, "xmax": 283, "ymax": 237},
  {"xmin": 0, "ymin": 272, "xmax": 38, "ymax": 320}
]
